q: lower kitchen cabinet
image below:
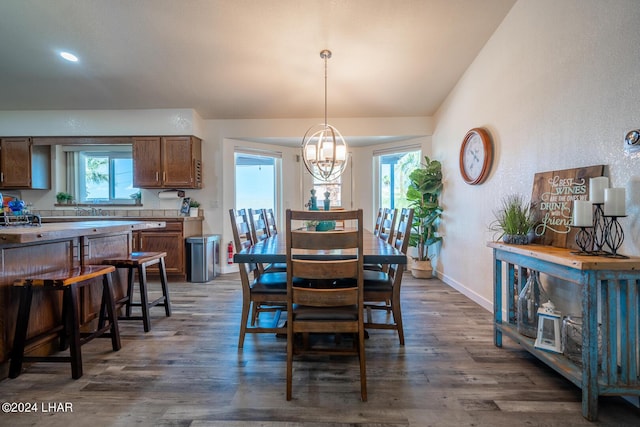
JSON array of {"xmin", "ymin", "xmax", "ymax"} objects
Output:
[{"xmin": 132, "ymin": 218, "xmax": 202, "ymax": 280}]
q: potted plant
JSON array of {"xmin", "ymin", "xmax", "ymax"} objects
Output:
[
  {"xmin": 129, "ymin": 191, "xmax": 142, "ymax": 205},
  {"xmin": 406, "ymin": 156, "xmax": 443, "ymax": 279},
  {"xmin": 56, "ymin": 191, "xmax": 73, "ymax": 204},
  {"xmin": 490, "ymin": 193, "xmax": 537, "ymax": 244},
  {"xmin": 189, "ymin": 199, "xmax": 201, "ymax": 217}
]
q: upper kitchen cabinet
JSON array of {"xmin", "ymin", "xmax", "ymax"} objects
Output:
[
  {"xmin": 133, "ymin": 136, "xmax": 202, "ymax": 189},
  {"xmin": 0, "ymin": 137, "xmax": 50, "ymax": 189}
]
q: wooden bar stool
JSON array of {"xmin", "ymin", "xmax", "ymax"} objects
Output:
[
  {"xmin": 9, "ymin": 265, "xmax": 121, "ymax": 379},
  {"xmin": 101, "ymin": 251, "xmax": 171, "ymax": 332}
]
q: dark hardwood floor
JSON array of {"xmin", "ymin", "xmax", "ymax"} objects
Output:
[{"xmin": 1, "ymin": 272, "xmax": 639, "ymax": 426}]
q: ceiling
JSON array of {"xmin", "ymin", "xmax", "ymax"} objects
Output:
[{"xmin": 0, "ymin": 0, "xmax": 515, "ymax": 121}]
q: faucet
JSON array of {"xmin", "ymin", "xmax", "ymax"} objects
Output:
[
  {"xmin": 75, "ymin": 207, "xmax": 91, "ymax": 216},
  {"xmin": 75, "ymin": 206, "xmax": 109, "ymax": 216}
]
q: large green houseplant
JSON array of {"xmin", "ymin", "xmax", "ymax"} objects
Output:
[{"xmin": 406, "ymin": 156, "xmax": 443, "ymax": 278}]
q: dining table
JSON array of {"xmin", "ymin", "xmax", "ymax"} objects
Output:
[{"xmin": 233, "ymin": 229, "xmax": 407, "ymax": 265}]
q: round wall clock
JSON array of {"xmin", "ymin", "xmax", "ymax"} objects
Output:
[{"xmin": 459, "ymin": 128, "xmax": 493, "ymax": 185}]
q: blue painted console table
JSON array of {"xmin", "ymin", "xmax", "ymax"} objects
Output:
[{"xmin": 489, "ymin": 242, "xmax": 640, "ymax": 421}]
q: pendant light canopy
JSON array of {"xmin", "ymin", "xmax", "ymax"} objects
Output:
[{"xmin": 301, "ymin": 50, "xmax": 348, "ymax": 182}]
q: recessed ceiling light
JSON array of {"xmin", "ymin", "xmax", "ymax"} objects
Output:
[{"xmin": 60, "ymin": 51, "xmax": 79, "ymax": 62}]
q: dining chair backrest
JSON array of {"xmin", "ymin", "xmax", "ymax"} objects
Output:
[
  {"xmin": 393, "ymin": 208, "xmax": 414, "ymax": 255},
  {"xmin": 265, "ymin": 208, "xmax": 278, "ymax": 236},
  {"xmin": 378, "ymin": 208, "xmax": 398, "ymax": 245},
  {"xmin": 229, "ymin": 208, "xmax": 254, "ymax": 253},
  {"xmin": 248, "ymin": 208, "xmax": 270, "ymax": 243},
  {"xmin": 373, "ymin": 208, "xmax": 384, "ymax": 236},
  {"xmin": 388, "ymin": 208, "xmax": 414, "ymax": 276},
  {"xmin": 287, "ymin": 210, "xmax": 363, "ymax": 288},
  {"xmin": 285, "ymin": 208, "xmax": 367, "ymax": 401}
]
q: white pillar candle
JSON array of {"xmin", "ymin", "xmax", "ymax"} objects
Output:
[
  {"xmin": 604, "ymin": 187, "xmax": 626, "ymax": 216},
  {"xmin": 589, "ymin": 176, "xmax": 609, "ymax": 204},
  {"xmin": 572, "ymin": 200, "xmax": 593, "ymax": 227}
]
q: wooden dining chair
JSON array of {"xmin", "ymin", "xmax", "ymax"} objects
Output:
[
  {"xmin": 285, "ymin": 209, "xmax": 367, "ymax": 401},
  {"xmin": 230, "ymin": 208, "xmax": 254, "ymax": 257},
  {"xmin": 365, "ymin": 208, "xmax": 397, "ymax": 272},
  {"xmin": 265, "ymin": 208, "xmax": 279, "ymax": 237},
  {"xmin": 363, "ymin": 207, "xmax": 413, "ymax": 345},
  {"xmin": 372, "ymin": 207, "xmax": 384, "ymax": 236},
  {"xmin": 258, "ymin": 208, "xmax": 287, "ymax": 273},
  {"xmin": 229, "ymin": 209, "xmax": 292, "ymax": 348},
  {"xmin": 248, "ymin": 208, "xmax": 270, "ymax": 243}
]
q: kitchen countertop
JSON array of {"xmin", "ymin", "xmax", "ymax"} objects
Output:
[{"xmin": 0, "ymin": 220, "xmax": 166, "ymax": 244}]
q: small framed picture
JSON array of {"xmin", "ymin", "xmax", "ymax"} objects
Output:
[{"xmin": 180, "ymin": 197, "xmax": 191, "ymax": 215}]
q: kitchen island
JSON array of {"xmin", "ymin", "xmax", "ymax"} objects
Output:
[{"xmin": 0, "ymin": 220, "xmax": 164, "ymax": 379}]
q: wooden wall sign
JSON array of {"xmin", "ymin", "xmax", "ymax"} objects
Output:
[{"xmin": 530, "ymin": 165, "xmax": 605, "ymax": 248}]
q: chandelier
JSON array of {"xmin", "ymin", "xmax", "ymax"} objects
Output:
[{"xmin": 302, "ymin": 49, "xmax": 348, "ymax": 182}]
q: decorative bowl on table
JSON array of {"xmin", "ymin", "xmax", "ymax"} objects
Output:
[{"xmin": 315, "ymin": 220, "xmax": 336, "ymax": 232}]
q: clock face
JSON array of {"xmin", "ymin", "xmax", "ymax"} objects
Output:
[
  {"xmin": 463, "ymin": 133, "xmax": 485, "ymax": 180},
  {"xmin": 459, "ymin": 128, "xmax": 492, "ymax": 185}
]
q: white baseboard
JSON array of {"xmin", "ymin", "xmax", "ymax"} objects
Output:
[{"xmin": 435, "ymin": 269, "xmax": 493, "ymax": 313}]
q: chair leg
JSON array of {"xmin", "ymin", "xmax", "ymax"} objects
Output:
[
  {"xmin": 137, "ymin": 265, "xmax": 151, "ymax": 332},
  {"xmin": 251, "ymin": 303, "xmax": 259, "ymax": 326},
  {"xmin": 59, "ymin": 287, "xmax": 70, "ymax": 351},
  {"xmin": 238, "ymin": 293, "xmax": 251, "ymax": 348},
  {"xmin": 158, "ymin": 257, "xmax": 171, "ymax": 317},
  {"xmin": 65, "ymin": 285, "xmax": 83, "ymax": 379},
  {"xmin": 358, "ymin": 328, "xmax": 367, "ymax": 402},
  {"xmin": 392, "ymin": 297, "xmax": 404, "ymax": 346},
  {"xmin": 121, "ymin": 266, "xmax": 133, "ymax": 317},
  {"xmin": 102, "ymin": 273, "xmax": 121, "ymax": 351},
  {"xmin": 9, "ymin": 285, "xmax": 33, "ymax": 378},
  {"xmin": 286, "ymin": 315, "xmax": 293, "ymax": 400}
]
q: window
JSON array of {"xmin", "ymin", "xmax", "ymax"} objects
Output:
[
  {"xmin": 376, "ymin": 148, "xmax": 421, "ymax": 210},
  {"xmin": 312, "ymin": 172, "xmax": 342, "ymax": 208},
  {"xmin": 234, "ymin": 150, "xmax": 280, "ymax": 211},
  {"xmin": 64, "ymin": 146, "xmax": 138, "ymax": 204}
]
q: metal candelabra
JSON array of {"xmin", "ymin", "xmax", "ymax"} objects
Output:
[
  {"xmin": 591, "ymin": 203, "xmax": 609, "ymax": 255},
  {"xmin": 571, "ymin": 226, "xmax": 594, "ymax": 255},
  {"xmin": 577, "ymin": 203, "xmax": 627, "ymax": 258},
  {"xmin": 604, "ymin": 215, "xmax": 628, "ymax": 259}
]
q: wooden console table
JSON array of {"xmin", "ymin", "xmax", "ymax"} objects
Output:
[{"xmin": 489, "ymin": 242, "xmax": 640, "ymax": 421}]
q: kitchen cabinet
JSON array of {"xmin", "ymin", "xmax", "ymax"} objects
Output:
[
  {"xmin": 0, "ymin": 137, "xmax": 50, "ymax": 189},
  {"xmin": 133, "ymin": 136, "xmax": 202, "ymax": 188},
  {"xmin": 132, "ymin": 218, "xmax": 202, "ymax": 280},
  {"xmin": 490, "ymin": 242, "xmax": 640, "ymax": 421}
]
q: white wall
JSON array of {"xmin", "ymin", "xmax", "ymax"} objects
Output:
[
  {"xmin": 0, "ymin": 109, "xmax": 202, "ymax": 136},
  {"xmin": 433, "ymin": 0, "xmax": 640, "ymax": 311}
]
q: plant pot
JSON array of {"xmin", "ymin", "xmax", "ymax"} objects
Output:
[
  {"xmin": 503, "ymin": 233, "xmax": 534, "ymax": 245},
  {"xmin": 410, "ymin": 259, "xmax": 433, "ymax": 279},
  {"xmin": 189, "ymin": 207, "xmax": 199, "ymax": 217}
]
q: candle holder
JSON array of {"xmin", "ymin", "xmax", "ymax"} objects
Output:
[
  {"xmin": 570, "ymin": 226, "xmax": 595, "ymax": 255},
  {"xmin": 604, "ymin": 215, "xmax": 628, "ymax": 259},
  {"xmin": 591, "ymin": 203, "xmax": 610, "ymax": 255}
]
